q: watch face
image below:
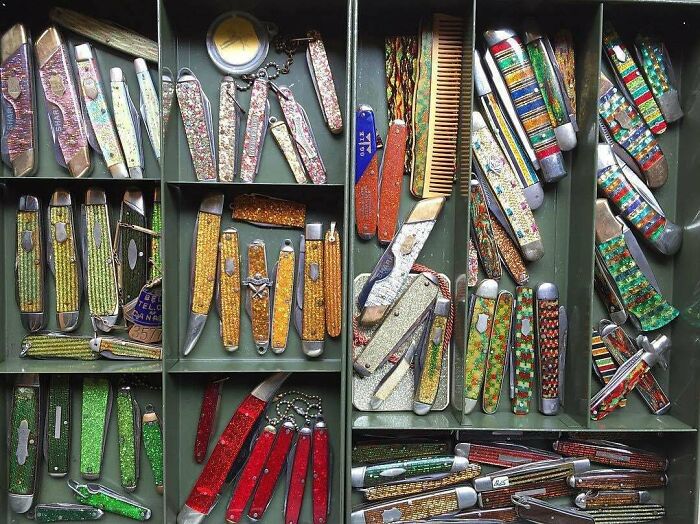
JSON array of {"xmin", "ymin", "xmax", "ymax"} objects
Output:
[{"xmin": 206, "ymin": 11, "xmax": 273, "ymax": 75}]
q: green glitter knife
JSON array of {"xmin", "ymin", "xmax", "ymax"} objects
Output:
[
  {"xmin": 16, "ymin": 195, "xmax": 46, "ymax": 332},
  {"xmin": 82, "ymin": 188, "xmax": 120, "ymax": 332},
  {"xmin": 119, "ymin": 189, "xmax": 148, "ymax": 308},
  {"xmin": 90, "ymin": 336, "xmax": 162, "ymax": 360},
  {"xmin": 34, "ymin": 503, "xmax": 104, "ymax": 522},
  {"xmin": 68, "ymin": 480, "xmax": 152, "ymax": 520},
  {"xmin": 117, "ymin": 386, "xmax": 141, "ymax": 492},
  {"xmin": 21, "ymin": 333, "xmax": 97, "ymax": 360},
  {"xmin": 80, "ymin": 378, "xmax": 113, "ymax": 480},
  {"xmin": 142, "ymin": 404, "xmax": 164, "ymax": 495},
  {"xmin": 45, "ymin": 375, "xmax": 71, "ymax": 477},
  {"xmin": 149, "ymin": 188, "xmax": 162, "ymax": 281},
  {"xmin": 9, "ymin": 374, "xmax": 41, "ymax": 514}
]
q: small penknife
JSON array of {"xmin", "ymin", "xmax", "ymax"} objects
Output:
[
  {"xmin": 34, "ymin": 503, "xmax": 104, "ymax": 523},
  {"xmin": 482, "ymin": 290, "xmax": 514, "ymax": 414},
  {"xmin": 45, "ymin": 375, "xmax": 71, "ymax": 477},
  {"xmin": 244, "ymin": 239, "xmax": 272, "ymax": 354},
  {"xmin": 90, "ymin": 336, "xmax": 162, "ymax": 360},
  {"xmin": 218, "ymin": 76, "xmax": 241, "ymax": 182},
  {"xmin": 306, "ymin": 30, "xmax": 343, "ymax": 134},
  {"xmin": 119, "ymin": 189, "xmax": 148, "ymax": 307},
  {"xmin": 358, "ymin": 197, "xmax": 445, "ymax": 325},
  {"xmin": 1, "ymin": 23, "xmax": 38, "ymax": 177},
  {"xmin": 324, "ymin": 222, "xmax": 343, "ymax": 338},
  {"xmin": 240, "ymin": 77, "xmax": 269, "ymax": 182},
  {"xmin": 355, "ymin": 105, "xmax": 379, "ymax": 240},
  {"xmin": 473, "ymin": 457, "xmax": 590, "ymax": 492},
  {"xmin": 9, "ymin": 373, "xmax": 41, "ymax": 514},
  {"xmin": 35, "ymin": 26, "xmax": 91, "ymax": 177},
  {"xmin": 74, "ymin": 43, "xmax": 127, "ymax": 178},
  {"xmin": 312, "ymin": 418, "xmax": 331, "ymax": 524},
  {"xmin": 536, "ymin": 283, "xmax": 567, "ymax": 415},
  {"xmin": 270, "ymin": 116, "xmax": 307, "ymax": 183},
  {"xmin": 352, "ymin": 440, "xmax": 451, "ymax": 465},
  {"xmin": 217, "ymin": 229, "xmax": 241, "ymax": 352},
  {"xmin": 295, "ymin": 223, "xmax": 326, "ymax": 357},
  {"xmin": 635, "ymin": 35, "xmax": 682, "ymax": 123},
  {"xmin": 182, "ymin": 193, "xmax": 224, "ymax": 356},
  {"xmin": 378, "ymin": 119, "xmax": 407, "ymax": 243},
  {"xmin": 194, "ymin": 378, "xmax": 224, "ymax": 464},
  {"xmin": 111, "ymin": 67, "xmax": 143, "ymax": 178},
  {"xmin": 361, "ymin": 465, "xmax": 481, "ymax": 502},
  {"xmin": 134, "ymin": 58, "xmax": 161, "ymax": 164},
  {"xmin": 69, "ymin": 480, "xmax": 151, "ymax": 521},
  {"xmin": 16, "ymin": 195, "xmax": 46, "ymax": 332},
  {"xmin": 47, "ymin": 190, "xmax": 82, "ymax": 332},
  {"xmin": 351, "ymin": 455, "xmax": 470, "ymax": 488},
  {"xmin": 553, "ymin": 439, "xmax": 667, "ymax": 472},
  {"xmin": 478, "ymin": 479, "xmax": 575, "ymax": 510},
  {"xmin": 510, "ymin": 286, "xmax": 536, "ymax": 415},
  {"xmin": 82, "ymin": 188, "xmax": 120, "ymax": 332},
  {"xmin": 469, "ymin": 180, "xmax": 502, "ymax": 280},
  {"xmin": 80, "ymin": 377, "xmax": 112, "ymax": 480},
  {"xmin": 142, "ymin": 404, "xmax": 164, "ymax": 494},
  {"xmin": 568, "ymin": 469, "xmax": 667, "ymax": 490},
  {"xmin": 271, "ymin": 239, "xmax": 295, "ymax": 354},
  {"xmin": 116, "ymin": 385, "xmax": 141, "ymax": 492},
  {"xmin": 575, "ymin": 490, "xmax": 651, "ymax": 509},
  {"xmin": 414, "ymin": 297, "xmax": 452, "ymax": 415},
  {"xmin": 454, "ymin": 442, "xmax": 560, "ymax": 469},
  {"xmin": 176, "ymin": 68, "xmax": 217, "ymax": 180},
  {"xmin": 369, "ymin": 335, "xmax": 424, "ymax": 410},
  {"xmin": 512, "ymin": 495, "xmax": 593, "ymax": 523},
  {"xmin": 21, "ymin": 333, "xmax": 95, "ymax": 360},
  {"xmin": 284, "ymin": 425, "xmax": 313, "ymax": 524},
  {"xmin": 591, "ymin": 328, "xmax": 626, "ymax": 407}
]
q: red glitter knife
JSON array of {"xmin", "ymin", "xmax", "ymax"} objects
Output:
[
  {"xmin": 248, "ymin": 421, "xmax": 296, "ymax": 520},
  {"xmin": 225, "ymin": 425, "xmax": 277, "ymax": 524},
  {"xmin": 194, "ymin": 378, "xmax": 225, "ymax": 464},
  {"xmin": 553, "ymin": 439, "xmax": 668, "ymax": 472},
  {"xmin": 377, "ymin": 120, "xmax": 407, "ymax": 244},
  {"xmin": 312, "ymin": 418, "xmax": 331, "ymax": 524},
  {"xmin": 284, "ymin": 425, "xmax": 312, "ymax": 524},
  {"xmin": 177, "ymin": 372, "xmax": 290, "ymax": 524},
  {"xmin": 454, "ymin": 442, "xmax": 560, "ymax": 468}
]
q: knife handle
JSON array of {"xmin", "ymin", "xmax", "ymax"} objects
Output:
[
  {"xmin": 80, "ymin": 378, "xmax": 112, "ymax": 480},
  {"xmin": 176, "ymin": 71, "xmax": 217, "ymax": 181},
  {"xmin": 591, "ymin": 329, "xmax": 626, "ymax": 407},
  {"xmin": 307, "ymin": 30, "xmax": 343, "ymax": 134},
  {"xmin": 378, "ymin": 120, "xmax": 407, "ymax": 243},
  {"xmin": 284, "ymin": 426, "xmax": 313, "ymax": 524},
  {"xmin": 312, "ymin": 420, "xmax": 331, "ymax": 524},
  {"xmin": 414, "ymin": 298, "xmax": 451, "ymax": 413},
  {"xmin": 536, "ymin": 284, "xmax": 561, "ymax": 415},
  {"xmin": 323, "ymin": 225, "xmax": 342, "ymax": 338},
  {"xmin": 16, "ymin": 196, "xmax": 45, "ymax": 332},
  {"xmin": 116, "ymin": 386, "xmax": 140, "ymax": 492},
  {"xmin": 571, "ymin": 471, "xmax": 667, "ymax": 490},
  {"xmin": 482, "ymin": 291, "xmax": 514, "ymax": 414},
  {"xmin": 119, "ymin": 191, "xmax": 148, "ymax": 305},
  {"xmin": 194, "ymin": 379, "xmax": 223, "ymax": 464},
  {"xmin": 45, "ymin": 375, "xmax": 70, "ymax": 477},
  {"xmin": 591, "ymin": 360, "xmax": 650, "ymax": 420},
  {"xmin": 355, "ymin": 106, "xmax": 379, "ymax": 240},
  {"xmin": 240, "ymin": 78, "xmax": 269, "ymax": 182},
  {"xmin": 246, "ymin": 240, "xmax": 271, "ymax": 354},
  {"xmin": 469, "ymin": 180, "xmax": 502, "ymax": 280},
  {"xmin": 576, "ymin": 490, "xmax": 648, "ymax": 509},
  {"xmin": 218, "ymin": 229, "xmax": 241, "ymax": 352},
  {"xmin": 302, "ymin": 227, "xmax": 325, "ymax": 356},
  {"xmin": 271, "ymin": 241, "xmax": 295, "ymax": 354},
  {"xmin": 9, "ymin": 374, "xmax": 41, "ymax": 513},
  {"xmin": 512, "ymin": 286, "xmax": 535, "ymax": 414}
]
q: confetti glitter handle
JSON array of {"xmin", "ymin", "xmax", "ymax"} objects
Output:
[
  {"xmin": 1, "ymin": 24, "xmax": 37, "ymax": 177},
  {"xmin": 116, "ymin": 386, "xmax": 140, "ymax": 491},
  {"xmin": 35, "ymin": 503, "xmax": 104, "ymax": 522},
  {"xmin": 463, "ymin": 279, "xmax": 498, "ymax": 414},
  {"xmin": 90, "ymin": 337, "xmax": 162, "ymax": 360},
  {"xmin": 478, "ymin": 479, "xmax": 574, "ymax": 510},
  {"xmin": 70, "ymin": 480, "xmax": 151, "ymax": 520},
  {"xmin": 21, "ymin": 333, "xmax": 95, "ymax": 360},
  {"xmin": 83, "ymin": 189, "xmax": 119, "ymax": 332},
  {"xmin": 218, "ymin": 77, "xmax": 239, "ymax": 182},
  {"xmin": 74, "ymin": 44, "xmax": 126, "ymax": 177},
  {"xmin": 217, "ymin": 229, "xmax": 241, "ymax": 352},
  {"xmin": 353, "ymin": 456, "xmax": 463, "ymax": 488},
  {"xmin": 468, "ymin": 237, "xmax": 479, "ymax": 287},
  {"xmin": 312, "ymin": 420, "xmax": 331, "ymax": 524},
  {"xmin": 278, "ymin": 85, "xmax": 326, "ymax": 184},
  {"xmin": 536, "ymin": 284, "xmax": 561, "ymax": 415},
  {"xmin": 270, "ymin": 118, "xmax": 307, "ymax": 183},
  {"xmin": 110, "ymin": 68, "xmax": 143, "ymax": 178},
  {"xmin": 591, "ymin": 329, "xmax": 626, "ymax": 407},
  {"xmin": 591, "ymin": 359, "xmax": 650, "ymax": 420},
  {"xmin": 482, "ymin": 291, "xmax": 514, "ymax": 414},
  {"xmin": 635, "ymin": 36, "xmax": 682, "ymax": 123},
  {"xmin": 161, "ymin": 70, "xmax": 174, "ymax": 131},
  {"xmin": 553, "ymin": 29, "xmax": 576, "ymax": 116},
  {"xmin": 245, "ymin": 240, "xmax": 271, "ymax": 354},
  {"xmin": 240, "ymin": 78, "xmax": 269, "ymax": 182},
  {"xmin": 324, "ymin": 224, "xmax": 343, "ymax": 338},
  {"xmin": 414, "ymin": 297, "xmax": 451, "ymax": 414},
  {"xmin": 194, "ymin": 379, "xmax": 222, "ymax": 464},
  {"xmin": 362, "ymin": 465, "xmax": 481, "ymax": 502},
  {"xmin": 301, "ymin": 224, "xmax": 326, "ymax": 357},
  {"xmin": 80, "ymin": 377, "xmax": 111, "ymax": 480},
  {"xmin": 603, "ymin": 23, "xmax": 666, "ymax": 135},
  {"xmin": 46, "ymin": 375, "xmax": 71, "ymax": 477},
  {"xmin": 570, "ymin": 470, "xmax": 667, "ymax": 490},
  {"xmin": 135, "ymin": 59, "xmax": 160, "ymax": 163},
  {"xmin": 176, "ymin": 70, "xmax": 216, "ymax": 181},
  {"xmin": 352, "ymin": 441, "xmax": 450, "ymax": 464},
  {"xmin": 271, "ymin": 240, "xmax": 295, "ymax": 353},
  {"xmin": 225, "ymin": 425, "xmax": 277, "ymax": 523},
  {"xmin": 307, "ymin": 30, "xmax": 343, "ymax": 134},
  {"xmin": 492, "ymin": 219, "xmax": 529, "ymax": 286},
  {"xmin": 248, "ymin": 422, "xmax": 296, "ymax": 520},
  {"xmin": 231, "ymin": 193, "xmax": 306, "ymax": 229},
  {"xmin": 16, "ymin": 196, "xmax": 45, "ymax": 332},
  {"xmin": 469, "ymin": 180, "xmax": 501, "ymax": 280},
  {"xmin": 35, "ymin": 27, "xmax": 91, "ymax": 177},
  {"xmin": 9, "ymin": 374, "xmax": 40, "ymax": 514},
  {"xmin": 355, "ymin": 105, "xmax": 379, "ymax": 240},
  {"xmin": 378, "ymin": 120, "xmax": 407, "ymax": 243},
  {"xmin": 149, "ymin": 189, "xmax": 162, "ymax": 281},
  {"xmin": 599, "ymin": 72, "xmax": 667, "ymax": 189},
  {"xmin": 284, "ymin": 426, "xmax": 312, "ymax": 524},
  {"xmin": 554, "ymin": 439, "xmax": 667, "ymax": 472},
  {"xmin": 455, "ymin": 442, "xmax": 559, "ymax": 468},
  {"xmin": 142, "ymin": 405, "xmax": 164, "ymax": 494},
  {"xmin": 485, "ymin": 29, "xmax": 566, "ymax": 182},
  {"xmin": 48, "ymin": 191, "xmax": 81, "ymax": 332}
]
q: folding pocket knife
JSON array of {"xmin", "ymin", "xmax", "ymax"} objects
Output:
[
  {"xmin": 134, "ymin": 58, "xmax": 161, "ymax": 164},
  {"xmin": 69, "ymin": 480, "xmax": 151, "ymax": 521},
  {"xmin": 350, "ymin": 455, "xmax": 470, "ymax": 488},
  {"xmin": 513, "ymin": 495, "xmax": 593, "ymax": 523},
  {"xmin": 111, "ymin": 67, "xmax": 143, "ymax": 178},
  {"xmin": 9, "ymin": 374, "xmax": 41, "ymax": 514},
  {"xmin": 635, "ymin": 35, "xmax": 682, "ymax": 123},
  {"xmin": 16, "ymin": 195, "xmax": 46, "ymax": 332},
  {"xmin": 355, "ymin": 105, "xmax": 379, "ymax": 239},
  {"xmin": 245, "ymin": 239, "xmax": 272, "ymax": 354},
  {"xmin": 176, "ymin": 69, "xmax": 216, "ymax": 181},
  {"xmin": 553, "ymin": 438, "xmax": 667, "ymax": 472},
  {"xmin": 45, "ymin": 375, "xmax": 70, "ymax": 477},
  {"xmin": 306, "ymin": 30, "xmax": 343, "ymax": 134},
  {"xmin": 295, "ymin": 224, "xmax": 326, "ymax": 357},
  {"xmin": 240, "ymin": 77, "xmax": 269, "ymax": 182},
  {"xmin": 118, "ymin": 189, "xmax": 148, "ymax": 308},
  {"xmin": 535, "ymin": 283, "xmax": 567, "ymax": 416}
]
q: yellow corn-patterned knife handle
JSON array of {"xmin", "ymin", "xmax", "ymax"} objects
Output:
[
  {"xmin": 324, "ymin": 224, "xmax": 342, "ymax": 338},
  {"xmin": 363, "ymin": 465, "xmax": 481, "ymax": 502},
  {"xmin": 303, "ymin": 237, "xmax": 325, "ymax": 344},
  {"xmin": 362, "ymin": 491, "xmax": 460, "ymax": 524},
  {"xmin": 16, "ymin": 203, "xmax": 43, "ymax": 315},
  {"xmin": 271, "ymin": 242, "xmax": 295, "ymax": 353},
  {"xmin": 21, "ymin": 333, "xmax": 96, "ymax": 360},
  {"xmin": 247, "ymin": 241, "xmax": 270, "ymax": 351},
  {"xmin": 191, "ymin": 211, "xmax": 221, "ymax": 315},
  {"xmin": 218, "ymin": 230, "xmax": 240, "ymax": 352},
  {"xmin": 49, "ymin": 202, "xmax": 80, "ymax": 320}
]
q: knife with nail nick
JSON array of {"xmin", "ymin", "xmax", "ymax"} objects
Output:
[
  {"xmin": 477, "ymin": 479, "xmax": 575, "ymax": 510},
  {"xmin": 454, "ymin": 442, "xmax": 560, "ymax": 469},
  {"xmin": 9, "ymin": 374, "xmax": 41, "ymax": 514},
  {"xmin": 575, "ymin": 490, "xmax": 651, "ymax": 509},
  {"xmin": 554, "ymin": 439, "xmax": 667, "ymax": 472},
  {"xmin": 295, "ymin": 223, "xmax": 326, "ymax": 357},
  {"xmin": 473, "ymin": 458, "xmax": 590, "ymax": 492},
  {"xmin": 16, "ymin": 195, "xmax": 46, "ymax": 332},
  {"xmin": 355, "ymin": 105, "xmax": 379, "ymax": 239},
  {"xmin": 512, "ymin": 495, "xmax": 594, "ymax": 523},
  {"xmin": 569, "ymin": 469, "xmax": 667, "ymax": 490}
]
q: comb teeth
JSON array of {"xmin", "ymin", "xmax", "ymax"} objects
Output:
[{"xmin": 424, "ymin": 14, "xmax": 465, "ymax": 197}]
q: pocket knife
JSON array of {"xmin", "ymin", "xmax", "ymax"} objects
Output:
[
  {"xmin": 142, "ymin": 404, "xmax": 164, "ymax": 494},
  {"xmin": 361, "ymin": 465, "xmax": 481, "ymax": 502},
  {"xmin": 283, "ymin": 425, "xmax": 312, "ymax": 524},
  {"xmin": 80, "ymin": 377, "xmax": 112, "ymax": 480},
  {"xmin": 1, "ymin": 23, "xmax": 38, "ymax": 177},
  {"xmin": 111, "ymin": 67, "xmax": 143, "ymax": 178},
  {"xmin": 478, "ymin": 478, "xmax": 574, "ymax": 510},
  {"xmin": 35, "ymin": 27, "xmax": 91, "ymax": 177},
  {"xmin": 244, "ymin": 239, "xmax": 272, "ymax": 354},
  {"xmin": 240, "ymin": 77, "xmax": 269, "ymax": 182},
  {"xmin": 513, "ymin": 495, "xmax": 594, "ymax": 523},
  {"xmin": 535, "ymin": 283, "xmax": 567, "ymax": 416},
  {"xmin": 469, "ymin": 179, "xmax": 502, "ymax": 280},
  {"xmin": 194, "ymin": 378, "xmax": 224, "ymax": 464},
  {"xmin": 414, "ymin": 296, "xmax": 451, "ymax": 414},
  {"xmin": 358, "ymin": 197, "xmax": 445, "ymax": 325},
  {"xmin": 270, "ymin": 116, "xmax": 307, "ymax": 183},
  {"xmin": 9, "ymin": 374, "xmax": 41, "ymax": 514},
  {"xmin": 553, "ymin": 439, "xmax": 667, "ymax": 472},
  {"xmin": 455, "ymin": 442, "xmax": 560, "ymax": 469},
  {"xmin": 295, "ymin": 224, "xmax": 326, "ymax": 357},
  {"xmin": 510, "ymin": 286, "xmax": 535, "ymax": 414},
  {"xmin": 635, "ymin": 35, "xmax": 682, "ymax": 123},
  {"xmin": 218, "ymin": 76, "xmax": 240, "ymax": 182},
  {"xmin": 306, "ymin": 30, "xmax": 343, "ymax": 134},
  {"xmin": 176, "ymin": 68, "xmax": 216, "ymax": 180},
  {"xmin": 324, "ymin": 222, "xmax": 343, "ymax": 338},
  {"xmin": 575, "ymin": 490, "xmax": 651, "ymax": 509},
  {"xmin": 182, "ymin": 193, "xmax": 224, "ymax": 356},
  {"xmin": 355, "ymin": 105, "xmax": 379, "ymax": 239},
  {"xmin": 74, "ymin": 43, "xmax": 127, "ymax": 178},
  {"xmin": 90, "ymin": 336, "xmax": 162, "ymax": 360},
  {"xmin": 118, "ymin": 189, "xmax": 148, "ymax": 307},
  {"xmin": 45, "ymin": 375, "xmax": 70, "ymax": 478},
  {"xmin": 482, "ymin": 290, "xmax": 514, "ymax": 414},
  {"xmin": 583, "ymin": 504, "xmax": 665, "ymax": 523},
  {"xmin": 594, "ymin": 252, "xmax": 628, "ymax": 325},
  {"xmin": 21, "ymin": 333, "xmax": 95, "ymax": 360},
  {"xmin": 352, "ymin": 440, "xmax": 451, "ymax": 465},
  {"xmin": 217, "ymin": 229, "xmax": 241, "ymax": 352},
  {"xmin": 34, "ymin": 503, "xmax": 104, "ymax": 523},
  {"xmin": 82, "ymin": 188, "xmax": 119, "ymax": 332},
  {"xmin": 69, "ymin": 480, "xmax": 151, "ymax": 521},
  {"xmin": 473, "ymin": 457, "xmax": 590, "ymax": 492},
  {"xmin": 350, "ymin": 455, "xmax": 470, "ymax": 488},
  {"xmin": 312, "ymin": 418, "xmax": 331, "ymax": 524},
  {"xmin": 378, "ymin": 119, "xmax": 407, "ymax": 243},
  {"xmin": 271, "ymin": 239, "xmax": 295, "ymax": 354},
  {"xmin": 568, "ymin": 468, "xmax": 667, "ymax": 490},
  {"xmin": 48, "ymin": 190, "xmax": 82, "ymax": 332},
  {"xmin": 116, "ymin": 385, "xmax": 141, "ymax": 491},
  {"xmin": 16, "ymin": 195, "xmax": 46, "ymax": 332},
  {"xmin": 134, "ymin": 58, "xmax": 161, "ymax": 164}
]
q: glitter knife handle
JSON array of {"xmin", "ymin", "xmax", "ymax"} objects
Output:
[
  {"xmin": 69, "ymin": 480, "xmax": 151, "ymax": 520},
  {"xmin": 194, "ymin": 379, "xmax": 223, "ymax": 464},
  {"xmin": 463, "ymin": 279, "xmax": 498, "ymax": 414},
  {"xmin": 45, "ymin": 375, "xmax": 70, "ymax": 477},
  {"xmin": 469, "ymin": 180, "xmax": 502, "ymax": 280},
  {"xmin": 217, "ymin": 76, "xmax": 240, "ymax": 181},
  {"xmin": 135, "ymin": 58, "xmax": 161, "ymax": 164},
  {"xmin": 414, "ymin": 297, "xmax": 451, "ymax": 415},
  {"xmin": 90, "ymin": 337, "xmax": 162, "ymax": 360},
  {"xmin": 21, "ymin": 333, "xmax": 95, "ymax": 360},
  {"xmin": 245, "ymin": 239, "xmax": 271, "ymax": 354},
  {"xmin": 352, "ymin": 441, "xmax": 451, "ymax": 464},
  {"xmin": 284, "ymin": 426, "xmax": 312, "ymax": 524},
  {"xmin": 240, "ymin": 78, "xmax": 269, "ymax": 182},
  {"xmin": 583, "ymin": 504, "xmax": 665, "ymax": 523},
  {"xmin": 569, "ymin": 469, "xmax": 667, "ymax": 490},
  {"xmin": 142, "ymin": 404, "xmax": 164, "ymax": 494},
  {"xmin": 119, "ymin": 189, "xmax": 148, "ymax": 306},
  {"xmin": 324, "ymin": 223, "xmax": 342, "ymax": 338},
  {"xmin": 478, "ymin": 479, "xmax": 574, "ymax": 510},
  {"xmin": 149, "ymin": 188, "xmax": 162, "ymax": 281},
  {"xmin": 116, "ymin": 386, "xmax": 140, "ymax": 492},
  {"xmin": 9, "ymin": 373, "xmax": 41, "ymax": 514},
  {"xmin": 35, "ymin": 27, "xmax": 91, "ymax": 177},
  {"xmin": 271, "ymin": 240, "xmax": 295, "ymax": 354},
  {"xmin": 306, "ymin": 30, "xmax": 343, "ymax": 134},
  {"xmin": 34, "ymin": 503, "xmax": 104, "ymax": 522},
  {"xmin": 511, "ymin": 286, "xmax": 535, "ymax": 415},
  {"xmin": 248, "ymin": 421, "xmax": 296, "ymax": 521},
  {"xmin": 351, "ymin": 456, "xmax": 467, "ymax": 489},
  {"xmin": 80, "ymin": 377, "xmax": 112, "ymax": 480},
  {"xmin": 362, "ymin": 466, "xmax": 481, "ymax": 502},
  {"xmin": 179, "ymin": 373, "xmax": 289, "ymax": 523},
  {"xmin": 378, "ymin": 119, "xmax": 407, "ymax": 243},
  {"xmin": 594, "ymin": 254, "xmax": 628, "ymax": 325},
  {"xmin": 482, "ymin": 290, "xmax": 514, "ymax": 414},
  {"xmin": 473, "ymin": 458, "xmax": 590, "ymax": 492},
  {"xmin": 16, "ymin": 195, "xmax": 46, "ymax": 332},
  {"xmin": 270, "ymin": 117, "xmax": 307, "ymax": 183},
  {"xmin": 591, "ymin": 328, "xmax": 626, "ymax": 407},
  {"xmin": 553, "ymin": 439, "xmax": 667, "ymax": 472},
  {"xmin": 111, "ymin": 67, "xmax": 143, "ymax": 178},
  {"xmin": 370, "ymin": 337, "xmax": 422, "ymax": 410},
  {"xmin": 162, "ymin": 69, "xmax": 175, "ymax": 131},
  {"xmin": 1, "ymin": 24, "xmax": 38, "ymax": 177},
  {"xmin": 536, "ymin": 283, "xmax": 562, "ymax": 415},
  {"xmin": 217, "ymin": 229, "xmax": 241, "ymax": 352},
  {"xmin": 513, "ymin": 495, "xmax": 594, "ymax": 523},
  {"xmin": 176, "ymin": 69, "xmax": 217, "ymax": 181},
  {"xmin": 355, "ymin": 105, "xmax": 379, "ymax": 240},
  {"xmin": 301, "ymin": 223, "xmax": 325, "ymax": 357},
  {"xmin": 455, "ymin": 442, "xmax": 560, "ymax": 469},
  {"xmin": 278, "ymin": 85, "xmax": 326, "ymax": 184},
  {"xmin": 575, "ymin": 490, "xmax": 650, "ymax": 509},
  {"xmin": 312, "ymin": 419, "xmax": 331, "ymax": 524},
  {"xmin": 74, "ymin": 43, "xmax": 127, "ymax": 178},
  {"xmin": 635, "ymin": 35, "xmax": 682, "ymax": 123}
]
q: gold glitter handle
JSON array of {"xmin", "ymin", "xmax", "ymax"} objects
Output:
[
  {"xmin": 217, "ymin": 230, "xmax": 241, "ymax": 352},
  {"xmin": 271, "ymin": 242, "xmax": 295, "ymax": 353},
  {"xmin": 324, "ymin": 225, "xmax": 342, "ymax": 338},
  {"xmin": 49, "ymin": 201, "xmax": 81, "ymax": 330},
  {"xmin": 303, "ymin": 238, "xmax": 325, "ymax": 344},
  {"xmin": 232, "ymin": 194, "xmax": 306, "ymax": 229},
  {"xmin": 363, "ymin": 465, "xmax": 481, "ymax": 501},
  {"xmin": 246, "ymin": 241, "xmax": 271, "ymax": 352},
  {"xmin": 361, "ymin": 490, "xmax": 460, "ymax": 523},
  {"xmin": 191, "ymin": 211, "xmax": 221, "ymax": 315}
]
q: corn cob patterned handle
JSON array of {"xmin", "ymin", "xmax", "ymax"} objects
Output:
[
  {"xmin": 21, "ymin": 333, "xmax": 95, "ymax": 360},
  {"xmin": 217, "ymin": 229, "xmax": 241, "ymax": 352},
  {"xmin": 324, "ymin": 224, "xmax": 342, "ymax": 338},
  {"xmin": 553, "ymin": 439, "xmax": 667, "ymax": 471},
  {"xmin": 575, "ymin": 490, "xmax": 650, "ymax": 509},
  {"xmin": 245, "ymin": 240, "xmax": 271, "ymax": 354},
  {"xmin": 478, "ymin": 479, "xmax": 574, "ymax": 510},
  {"xmin": 16, "ymin": 195, "xmax": 45, "ymax": 332},
  {"xmin": 302, "ymin": 224, "xmax": 326, "ymax": 357},
  {"xmin": 90, "ymin": 337, "xmax": 162, "ymax": 360},
  {"xmin": 570, "ymin": 470, "xmax": 667, "ymax": 490},
  {"xmin": 352, "ymin": 441, "xmax": 450, "ymax": 464},
  {"xmin": 270, "ymin": 240, "xmax": 295, "ymax": 353}
]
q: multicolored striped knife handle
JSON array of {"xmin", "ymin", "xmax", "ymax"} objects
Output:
[
  {"xmin": 591, "ymin": 329, "xmax": 626, "ymax": 407},
  {"xmin": 482, "ymin": 291, "xmax": 514, "ymax": 413},
  {"xmin": 526, "ymin": 32, "xmax": 572, "ymax": 129},
  {"xmin": 602, "ymin": 325, "xmax": 670, "ymax": 414},
  {"xmin": 553, "ymin": 440, "xmax": 667, "ymax": 471},
  {"xmin": 603, "ymin": 23, "xmax": 666, "ymax": 134},
  {"xmin": 553, "ymin": 29, "xmax": 576, "ymax": 115},
  {"xmin": 478, "ymin": 479, "xmax": 574, "ymax": 510},
  {"xmin": 469, "ymin": 180, "xmax": 501, "ymax": 280},
  {"xmin": 591, "ymin": 360, "xmax": 650, "ymax": 420},
  {"xmin": 351, "ymin": 441, "xmax": 450, "ymax": 464},
  {"xmin": 571, "ymin": 470, "xmax": 667, "ymax": 490},
  {"xmin": 491, "ymin": 217, "xmax": 529, "ymax": 285},
  {"xmin": 512, "ymin": 286, "xmax": 535, "ymax": 414},
  {"xmin": 597, "ymin": 234, "xmax": 678, "ymax": 331},
  {"xmin": 635, "ymin": 36, "xmax": 682, "ymax": 122}
]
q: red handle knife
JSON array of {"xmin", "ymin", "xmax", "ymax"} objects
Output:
[
  {"xmin": 312, "ymin": 418, "xmax": 331, "ymax": 524},
  {"xmin": 177, "ymin": 372, "xmax": 289, "ymax": 524},
  {"xmin": 194, "ymin": 379, "xmax": 224, "ymax": 464},
  {"xmin": 284, "ymin": 426, "xmax": 313, "ymax": 524}
]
